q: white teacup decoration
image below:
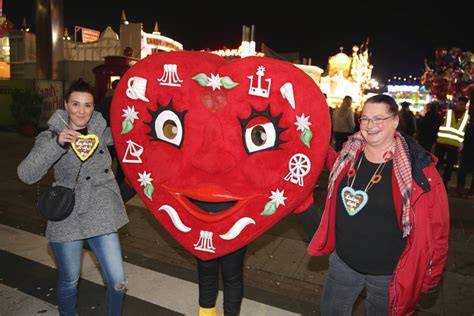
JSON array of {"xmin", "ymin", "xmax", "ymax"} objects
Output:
[{"xmin": 126, "ymin": 76, "xmax": 150, "ymax": 102}]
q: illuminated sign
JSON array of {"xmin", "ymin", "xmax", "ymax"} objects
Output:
[
  {"xmin": 141, "ymin": 32, "xmax": 183, "ymax": 58},
  {"xmin": 387, "ymin": 85, "xmax": 420, "ymax": 93},
  {"xmin": 74, "ymin": 26, "xmax": 100, "ymax": 43}
]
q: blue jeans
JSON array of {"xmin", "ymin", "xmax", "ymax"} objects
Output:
[
  {"xmin": 321, "ymin": 251, "xmax": 392, "ymax": 316},
  {"xmin": 50, "ymin": 233, "xmax": 126, "ymax": 316}
]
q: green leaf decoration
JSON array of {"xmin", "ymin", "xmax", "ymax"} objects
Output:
[
  {"xmin": 192, "ymin": 73, "xmax": 211, "ymax": 87},
  {"xmin": 261, "ymin": 201, "xmax": 277, "ymax": 216},
  {"xmin": 144, "ymin": 184, "xmax": 154, "ymax": 201},
  {"xmin": 221, "ymin": 76, "xmax": 239, "ymax": 89},
  {"xmin": 121, "ymin": 119, "xmax": 133, "ymax": 134},
  {"xmin": 301, "ymin": 129, "xmax": 313, "ymax": 148}
]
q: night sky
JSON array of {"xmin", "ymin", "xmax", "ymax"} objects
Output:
[{"xmin": 4, "ymin": 0, "xmax": 473, "ymax": 83}]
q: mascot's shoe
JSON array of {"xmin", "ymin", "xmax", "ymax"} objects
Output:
[{"xmin": 198, "ymin": 306, "xmax": 217, "ymax": 316}]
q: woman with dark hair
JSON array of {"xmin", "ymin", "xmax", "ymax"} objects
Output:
[
  {"xmin": 18, "ymin": 79, "xmax": 129, "ymax": 316},
  {"xmin": 308, "ymin": 94, "xmax": 449, "ymax": 315},
  {"xmin": 332, "ymin": 95, "xmax": 355, "ymax": 151}
]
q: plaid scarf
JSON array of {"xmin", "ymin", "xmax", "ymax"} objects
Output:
[{"xmin": 327, "ymin": 131, "xmax": 413, "ymax": 237}]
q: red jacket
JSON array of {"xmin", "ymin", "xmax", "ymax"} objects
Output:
[{"xmin": 308, "ymin": 146, "xmax": 449, "ymax": 315}]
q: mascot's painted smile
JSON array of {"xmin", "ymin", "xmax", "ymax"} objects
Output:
[{"xmin": 111, "ymin": 51, "xmax": 330, "ymax": 260}]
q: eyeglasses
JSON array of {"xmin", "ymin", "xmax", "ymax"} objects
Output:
[{"xmin": 359, "ymin": 115, "xmax": 395, "ymax": 125}]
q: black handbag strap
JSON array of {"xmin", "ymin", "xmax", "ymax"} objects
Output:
[
  {"xmin": 36, "ymin": 155, "xmax": 83, "ymax": 200},
  {"xmin": 72, "ymin": 162, "xmax": 83, "ymax": 192}
]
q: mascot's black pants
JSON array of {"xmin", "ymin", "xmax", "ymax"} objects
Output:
[{"xmin": 196, "ymin": 246, "xmax": 247, "ymax": 316}]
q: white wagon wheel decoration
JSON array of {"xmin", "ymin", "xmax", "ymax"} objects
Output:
[{"xmin": 284, "ymin": 153, "xmax": 311, "ymax": 186}]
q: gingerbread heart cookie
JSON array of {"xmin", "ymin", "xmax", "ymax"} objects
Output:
[{"xmin": 71, "ymin": 134, "xmax": 99, "ymax": 161}]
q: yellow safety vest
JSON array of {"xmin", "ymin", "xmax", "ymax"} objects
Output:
[{"xmin": 437, "ymin": 109, "xmax": 470, "ymax": 148}]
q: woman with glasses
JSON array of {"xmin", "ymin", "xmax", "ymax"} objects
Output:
[{"xmin": 308, "ymin": 94, "xmax": 449, "ymax": 315}]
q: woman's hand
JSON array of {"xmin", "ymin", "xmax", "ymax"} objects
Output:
[{"xmin": 58, "ymin": 129, "xmax": 81, "ymax": 146}]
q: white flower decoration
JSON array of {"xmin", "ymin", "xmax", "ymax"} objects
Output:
[
  {"xmin": 294, "ymin": 113, "xmax": 312, "ymax": 132},
  {"xmin": 206, "ymin": 73, "xmax": 222, "ymax": 91},
  {"xmin": 269, "ymin": 189, "xmax": 287, "ymax": 208},
  {"xmin": 122, "ymin": 106, "xmax": 139, "ymax": 123},
  {"xmin": 138, "ymin": 171, "xmax": 153, "ymax": 187}
]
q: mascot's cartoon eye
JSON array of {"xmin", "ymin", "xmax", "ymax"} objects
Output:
[
  {"xmin": 245, "ymin": 123, "xmax": 276, "ymax": 153},
  {"xmin": 146, "ymin": 100, "xmax": 187, "ymax": 148},
  {"xmin": 153, "ymin": 110, "xmax": 183, "ymax": 146},
  {"xmin": 239, "ymin": 105, "xmax": 287, "ymax": 154}
]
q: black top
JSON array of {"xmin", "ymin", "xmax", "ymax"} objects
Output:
[
  {"xmin": 336, "ymin": 153, "xmax": 406, "ymax": 275},
  {"xmin": 76, "ymin": 127, "xmax": 88, "ymax": 135}
]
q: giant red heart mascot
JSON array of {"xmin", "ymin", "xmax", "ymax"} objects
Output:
[{"xmin": 111, "ymin": 51, "xmax": 330, "ymax": 261}]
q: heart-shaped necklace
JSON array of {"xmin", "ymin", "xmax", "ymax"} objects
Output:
[{"xmin": 341, "ymin": 144, "xmax": 394, "ymax": 216}]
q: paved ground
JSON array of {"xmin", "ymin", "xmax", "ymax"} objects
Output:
[{"xmin": 1, "ymin": 130, "xmax": 474, "ymax": 315}]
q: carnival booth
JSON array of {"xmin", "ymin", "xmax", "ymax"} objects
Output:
[{"xmin": 386, "ymin": 76, "xmax": 432, "ymax": 113}]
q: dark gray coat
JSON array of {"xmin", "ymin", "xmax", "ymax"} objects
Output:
[{"xmin": 18, "ymin": 110, "xmax": 129, "ymax": 242}]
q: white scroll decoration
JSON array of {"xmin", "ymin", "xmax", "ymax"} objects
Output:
[
  {"xmin": 158, "ymin": 205, "xmax": 191, "ymax": 233},
  {"xmin": 219, "ymin": 217, "xmax": 256, "ymax": 240}
]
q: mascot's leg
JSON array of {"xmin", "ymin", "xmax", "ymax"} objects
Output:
[
  {"xmin": 198, "ymin": 306, "xmax": 217, "ymax": 316},
  {"xmin": 197, "ymin": 256, "xmax": 220, "ymax": 315},
  {"xmin": 220, "ymin": 246, "xmax": 247, "ymax": 316}
]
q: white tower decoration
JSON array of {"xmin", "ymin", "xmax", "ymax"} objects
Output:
[{"xmin": 248, "ymin": 66, "xmax": 271, "ymax": 98}]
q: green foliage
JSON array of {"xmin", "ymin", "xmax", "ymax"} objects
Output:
[{"xmin": 10, "ymin": 89, "xmax": 43, "ymax": 124}]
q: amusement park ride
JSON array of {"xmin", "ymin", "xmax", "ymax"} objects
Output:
[{"xmin": 318, "ymin": 43, "xmax": 378, "ymax": 108}]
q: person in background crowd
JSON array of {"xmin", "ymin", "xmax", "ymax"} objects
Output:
[
  {"xmin": 17, "ymin": 79, "xmax": 129, "ymax": 316},
  {"xmin": 98, "ymin": 79, "xmax": 124, "ymax": 183},
  {"xmin": 332, "ymin": 95, "xmax": 355, "ymax": 151},
  {"xmin": 455, "ymin": 96, "xmax": 474, "ymax": 197},
  {"xmin": 434, "ymin": 96, "xmax": 470, "ymax": 189},
  {"xmin": 417, "ymin": 101, "xmax": 442, "ymax": 152},
  {"xmin": 353, "ymin": 106, "xmax": 362, "ymax": 133},
  {"xmin": 308, "ymin": 94, "xmax": 449, "ymax": 315},
  {"xmin": 398, "ymin": 101, "xmax": 417, "ymax": 137}
]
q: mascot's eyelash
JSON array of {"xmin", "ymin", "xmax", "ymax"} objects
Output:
[
  {"xmin": 145, "ymin": 100, "xmax": 187, "ymax": 147},
  {"xmin": 239, "ymin": 105, "xmax": 287, "ymax": 154}
]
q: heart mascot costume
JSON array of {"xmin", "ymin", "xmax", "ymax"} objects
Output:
[{"xmin": 110, "ymin": 51, "xmax": 330, "ymax": 315}]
